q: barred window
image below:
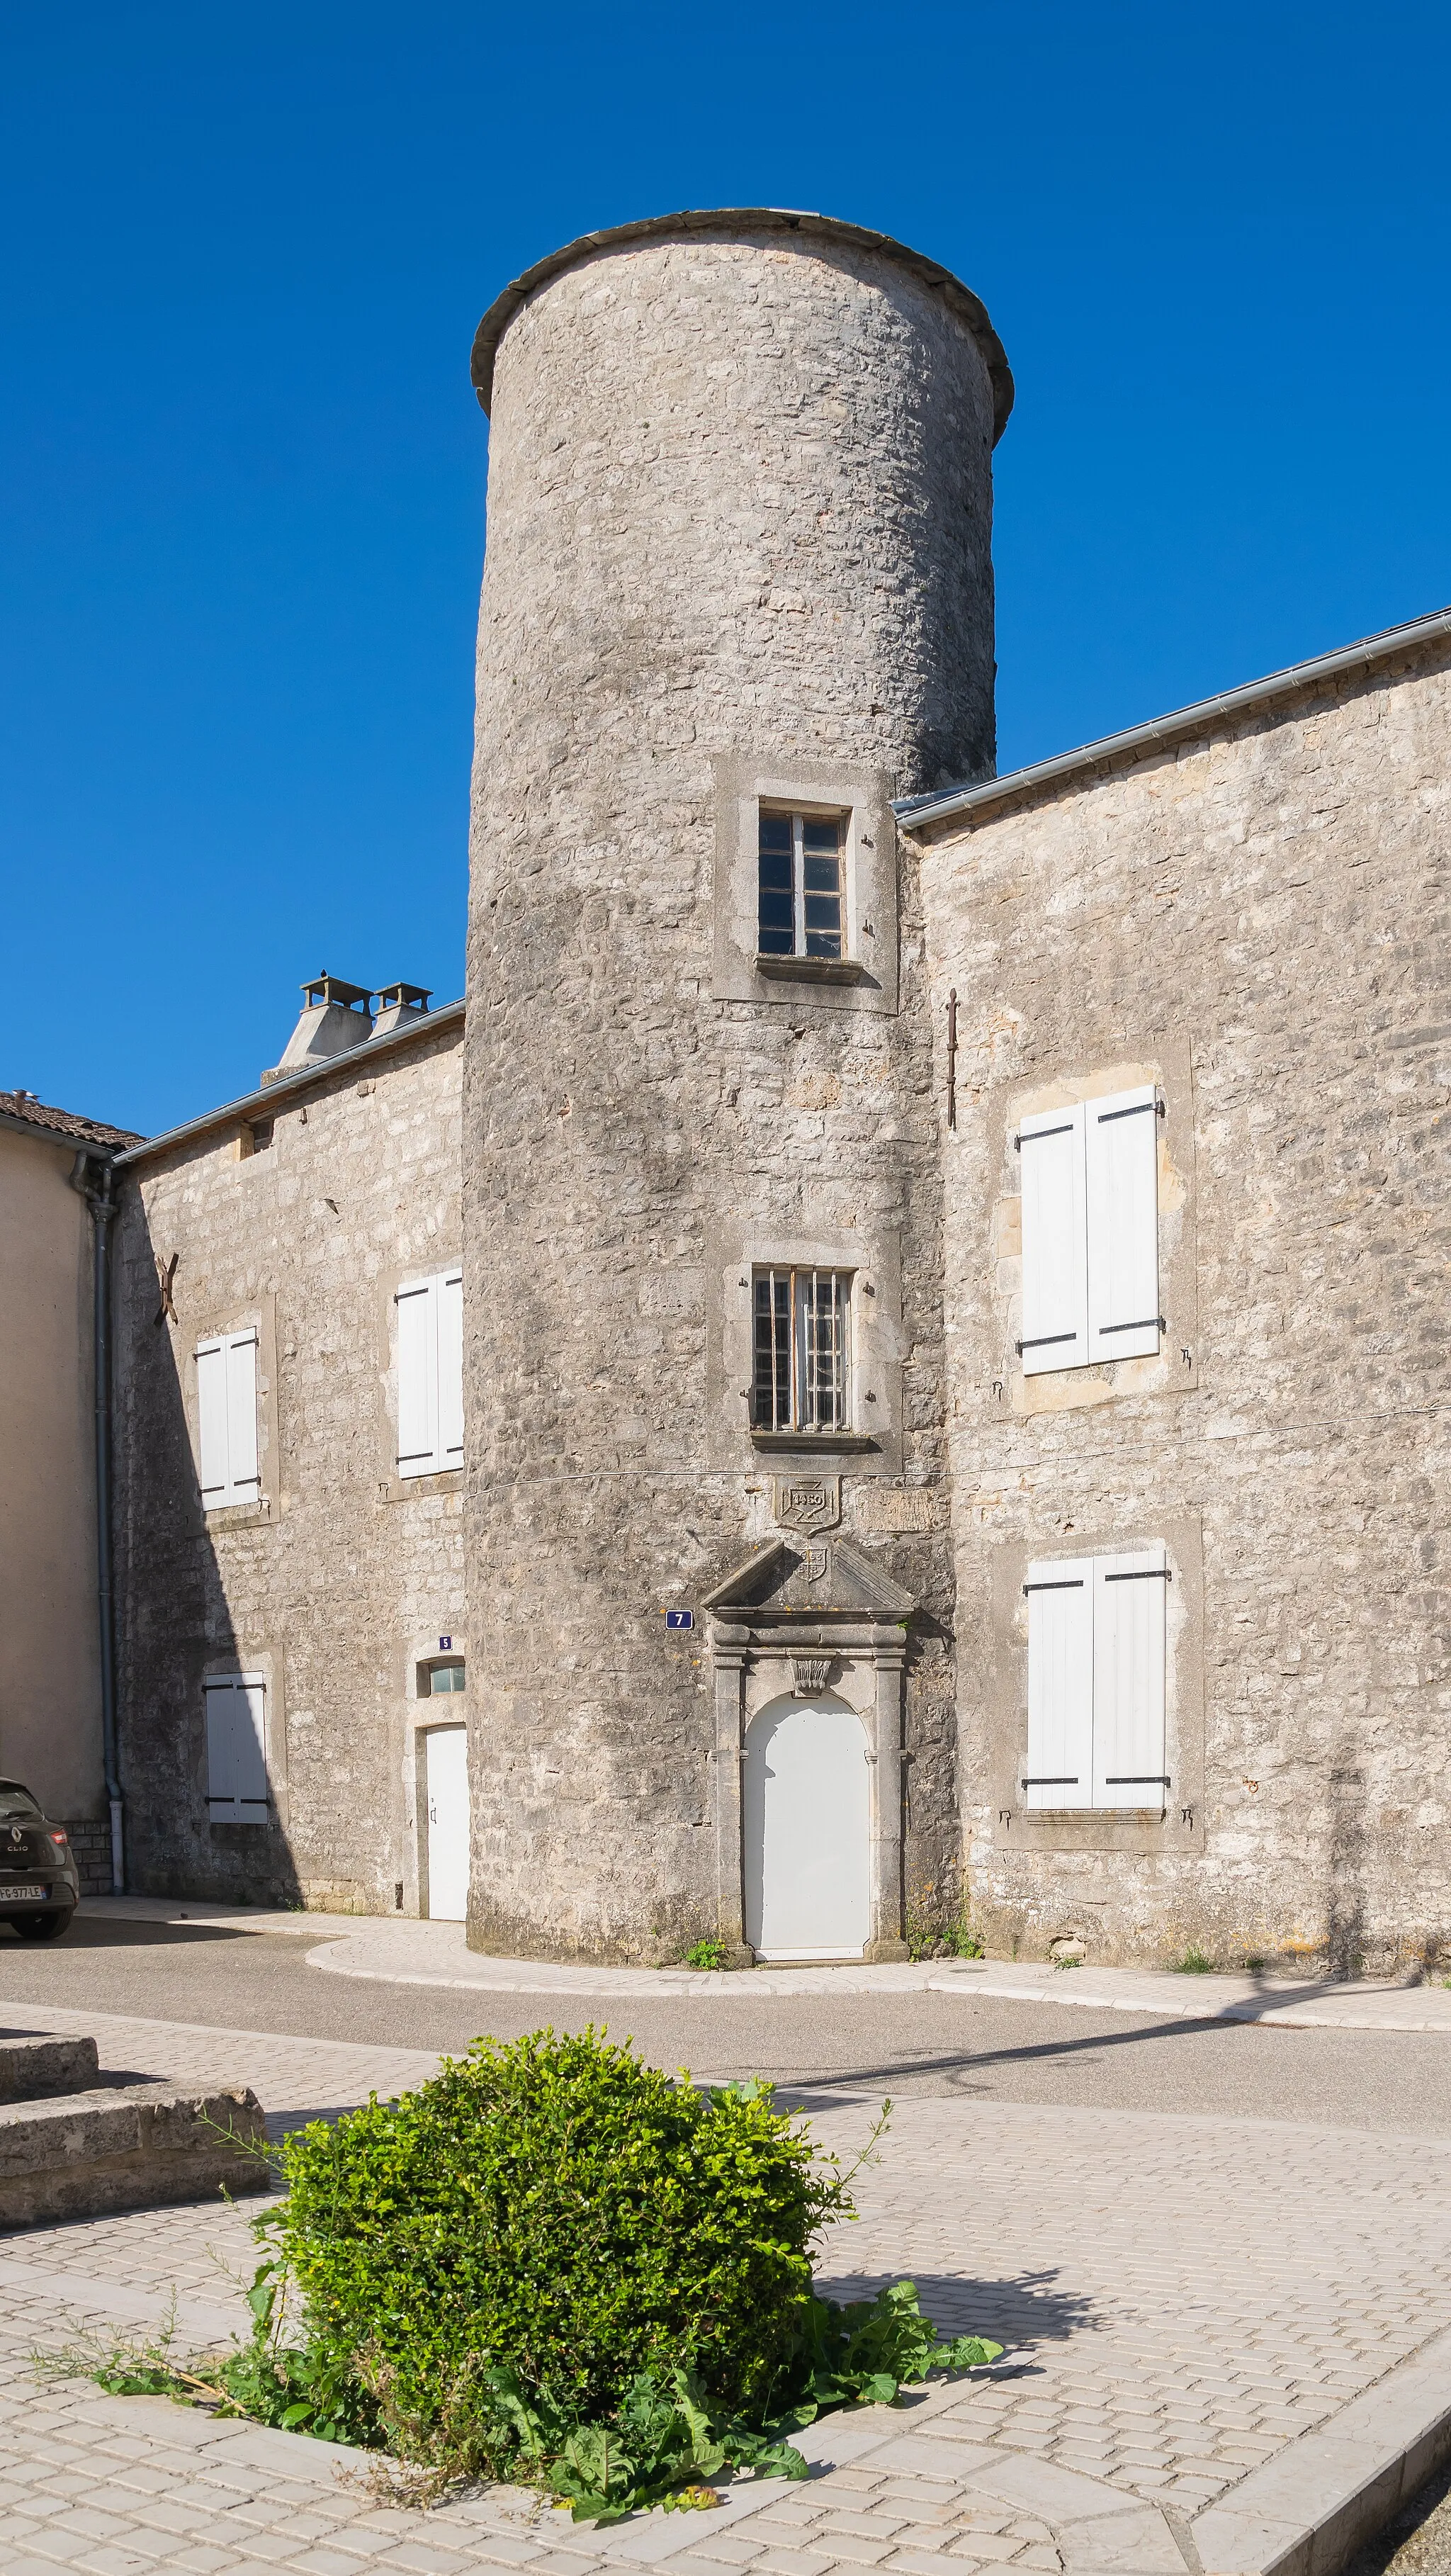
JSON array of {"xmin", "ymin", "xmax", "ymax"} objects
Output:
[
  {"xmin": 757, "ymin": 809, "xmax": 846, "ymax": 960},
  {"xmin": 752, "ymin": 1269, "xmax": 852, "ymax": 1432}
]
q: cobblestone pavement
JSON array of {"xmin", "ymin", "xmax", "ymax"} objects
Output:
[{"xmin": 3, "ymin": 2005, "xmax": 1451, "ymax": 2574}]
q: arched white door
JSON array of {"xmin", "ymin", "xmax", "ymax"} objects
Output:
[{"xmin": 743, "ymin": 1693, "xmax": 871, "ymax": 1962}]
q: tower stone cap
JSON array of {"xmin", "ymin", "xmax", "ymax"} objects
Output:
[{"xmin": 470, "ymin": 208, "xmax": 1014, "ymax": 444}]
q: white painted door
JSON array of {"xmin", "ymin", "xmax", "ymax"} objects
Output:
[
  {"xmin": 743, "ymin": 1694, "xmax": 871, "ymax": 1962},
  {"xmin": 424, "ymin": 1726, "xmax": 470, "ymax": 1920}
]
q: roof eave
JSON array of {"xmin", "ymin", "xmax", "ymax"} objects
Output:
[
  {"xmin": 894, "ymin": 604, "xmax": 1451, "ymax": 835},
  {"xmin": 114, "ymin": 998, "xmax": 465, "ymax": 1173}
]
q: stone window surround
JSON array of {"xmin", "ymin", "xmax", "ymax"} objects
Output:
[
  {"xmin": 183, "ymin": 1294, "xmax": 280, "ymax": 1531},
  {"xmin": 982, "ymin": 1513, "xmax": 1204, "ymax": 1855},
  {"xmin": 711, "ymin": 753, "xmax": 900, "ymax": 1016},
  {"xmin": 706, "ymin": 1216, "xmax": 904, "ymax": 1473},
  {"xmin": 988, "ymin": 1037, "xmax": 1199, "ymax": 1418},
  {"xmin": 374, "ymin": 1257, "xmax": 465, "ymax": 1503},
  {"xmin": 707, "ymin": 1621, "xmax": 910, "ymax": 1964}
]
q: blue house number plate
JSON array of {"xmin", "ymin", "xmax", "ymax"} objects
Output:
[{"xmin": 665, "ymin": 1610, "xmax": 694, "ymax": 1631}]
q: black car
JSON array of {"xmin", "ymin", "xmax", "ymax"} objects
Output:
[{"xmin": 0, "ymin": 1779, "xmax": 80, "ymax": 1938}]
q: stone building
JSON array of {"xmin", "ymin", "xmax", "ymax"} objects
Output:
[
  {"xmin": 96, "ymin": 207, "xmax": 1447, "ymax": 1970},
  {"xmin": 109, "ymin": 983, "xmax": 469, "ymax": 1914}
]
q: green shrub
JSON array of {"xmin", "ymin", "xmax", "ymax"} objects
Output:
[
  {"xmin": 78, "ymin": 2028, "xmax": 1003, "ymax": 2517},
  {"xmin": 684, "ymin": 1938, "xmax": 729, "ymax": 1972},
  {"xmin": 265, "ymin": 2035, "xmax": 845, "ymax": 2448},
  {"xmin": 1175, "ymin": 1945, "xmax": 1216, "ymax": 1974}
]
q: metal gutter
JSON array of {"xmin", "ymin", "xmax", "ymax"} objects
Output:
[
  {"xmin": 470, "ymin": 208, "xmax": 1014, "ymax": 443},
  {"xmin": 893, "ymin": 604, "xmax": 1451, "ymax": 833},
  {"xmin": 114, "ymin": 997, "xmax": 465, "ymax": 1172}
]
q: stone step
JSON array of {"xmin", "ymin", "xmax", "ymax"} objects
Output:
[
  {"xmin": 0, "ymin": 2032, "xmax": 101, "ymax": 2103},
  {"xmin": 0, "ymin": 2081, "xmax": 271, "ymax": 2225}
]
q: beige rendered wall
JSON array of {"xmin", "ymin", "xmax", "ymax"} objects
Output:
[
  {"xmin": 922, "ymin": 639, "xmax": 1450, "ymax": 1973},
  {"xmin": 0, "ymin": 1125, "xmax": 103, "ymax": 1817}
]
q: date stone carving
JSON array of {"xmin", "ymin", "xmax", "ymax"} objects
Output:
[{"xmin": 773, "ymin": 1474, "xmax": 842, "ymax": 1536}]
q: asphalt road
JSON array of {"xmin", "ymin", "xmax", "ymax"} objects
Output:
[{"xmin": 2, "ymin": 1914, "xmax": 1451, "ymax": 2133}]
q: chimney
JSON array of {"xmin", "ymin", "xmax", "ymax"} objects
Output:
[
  {"xmin": 370, "ymin": 982, "xmax": 432, "ymax": 1039},
  {"xmin": 264, "ymin": 972, "xmax": 374, "ymax": 1084}
]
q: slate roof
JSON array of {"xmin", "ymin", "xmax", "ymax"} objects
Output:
[{"xmin": 0, "ymin": 1091, "xmax": 145, "ymax": 1150}]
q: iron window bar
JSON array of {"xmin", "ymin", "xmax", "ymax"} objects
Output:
[
  {"xmin": 1023, "ymin": 1577, "xmax": 1085, "ymax": 1592},
  {"xmin": 1097, "ymin": 1098, "xmax": 1165, "ymax": 1122},
  {"xmin": 752, "ymin": 1266, "xmax": 850, "ymax": 1433},
  {"xmin": 1102, "ymin": 1567, "xmax": 1172, "ymax": 1582},
  {"xmin": 1103, "ymin": 1775, "xmax": 1171, "ymax": 1785},
  {"xmin": 1022, "ymin": 1776, "xmax": 1080, "ymax": 1787},
  {"xmin": 1100, "ymin": 1317, "xmax": 1168, "ymax": 1335}
]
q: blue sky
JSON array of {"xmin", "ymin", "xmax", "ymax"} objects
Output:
[{"xmin": 4, "ymin": 3, "xmax": 1450, "ymax": 1135}]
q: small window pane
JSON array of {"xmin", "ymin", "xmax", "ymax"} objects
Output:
[
  {"xmin": 429, "ymin": 1662, "xmax": 465, "ymax": 1694},
  {"xmin": 752, "ymin": 1273, "xmax": 791, "ymax": 1429},
  {"xmin": 758, "ymin": 813, "xmax": 793, "ymax": 855}
]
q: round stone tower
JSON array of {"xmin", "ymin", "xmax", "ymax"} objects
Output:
[{"xmin": 463, "ymin": 210, "xmax": 1010, "ymax": 1961}]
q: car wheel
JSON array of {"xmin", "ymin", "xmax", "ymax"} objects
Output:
[{"xmin": 11, "ymin": 1911, "xmax": 74, "ymax": 1941}]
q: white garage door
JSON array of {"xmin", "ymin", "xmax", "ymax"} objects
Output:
[{"xmin": 743, "ymin": 1694, "xmax": 871, "ymax": 1962}]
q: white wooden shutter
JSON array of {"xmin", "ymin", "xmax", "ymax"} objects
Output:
[
  {"xmin": 1018, "ymin": 1105, "xmax": 1088, "ymax": 1375},
  {"xmin": 196, "ymin": 1330, "xmax": 259, "ymax": 1507},
  {"xmin": 225, "ymin": 1332, "xmax": 260, "ymax": 1498},
  {"xmin": 438, "ymin": 1269, "xmax": 464, "ymax": 1466},
  {"xmin": 196, "ymin": 1341, "xmax": 229, "ymax": 1504},
  {"xmin": 396, "ymin": 1278, "xmax": 438, "ymax": 1474},
  {"xmin": 205, "ymin": 1674, "xmax": 269, "ymax": 1824},
  {"xmin": 1023, "ymin": 1556, "xmax": 1093, "ymax": 1809},
  {"xmin": 1085, "ymin": 1085, "xmax": 1161, "ymax": 1362},
  {"xmin": 1090, "ymin": 1546, "xmax": 1168, "ymax": 1806}
]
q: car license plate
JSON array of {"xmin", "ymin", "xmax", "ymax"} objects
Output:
[{"xmin": 2, "ymin": 1885, "xmax": 47, "ymax": 1901}]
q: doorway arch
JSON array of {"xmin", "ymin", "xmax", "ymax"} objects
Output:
[{"xmin": 743, "ymin": 1692, "xmax": 871, "ymax": 1961}]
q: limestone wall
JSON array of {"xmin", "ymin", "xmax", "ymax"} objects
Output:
[
  {"xmin": 112, "ymin": 1024, "xmax": 464, "ymax": 1911},
  {"xmin": 922, "ymin": 641, "xmax": 1451, "ymax": 1970},
  {"xmin": 464, "ymin": 218, "xmax": 1005, "ymax": 1958}
]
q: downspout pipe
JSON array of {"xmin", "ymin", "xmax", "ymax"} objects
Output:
[{"xmin": 69, "ymin": 1151, "xmax": 123, "ymax": 1891}]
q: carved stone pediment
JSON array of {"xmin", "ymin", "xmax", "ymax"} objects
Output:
[{"xmin": 701, "ymin": 1536, "xmax": 915, "ymax": 1623}]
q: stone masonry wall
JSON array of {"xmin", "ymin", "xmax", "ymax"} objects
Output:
[
  {"xmin": 112, "ymin": 1023, "xmax": 464, "ymax": 1912},
  {"xmin": 922, "ymin": 643, "xmax": 1451, "ymax": 1971},
  {"xmin": 465, "ymin": 223, "xmax": 1003, "ymax": 1959}
]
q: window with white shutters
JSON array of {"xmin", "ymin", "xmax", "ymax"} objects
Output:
[
  {"xmin": 204, "ymin": 1674, "xmax": 269, "ymax": 1825},
  {"xmin": 396, "ymin": 1268, "xmax": 464, "ymax": 1478},
  {"xmin": 1017, "ymin": 1085, "xmax": 1161, "ymax": 1374},
  {"xmin": 195, "ymin": 1330, "xmax": 261, "ymax": 1507},
  {"xmin": 1022, "ymin": 1544, "xmax": 1169, "ymax": 1810}
]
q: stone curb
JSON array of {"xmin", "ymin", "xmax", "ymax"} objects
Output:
[
  {"xmin": 69, "ymin": 1896, "xmax": 1451, "ymax": 2030},
  {"xmin": 1190, "ymin": 2322, "xmax": 1451, "ymax": 2575}
]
